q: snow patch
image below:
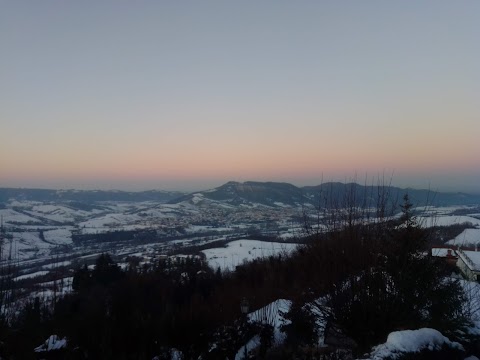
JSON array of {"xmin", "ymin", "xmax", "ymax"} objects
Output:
[
  {"xmin": 14, "ymin": 270, "xmax": 50, "ymax": 281},
  {"xmin": 202, "ymin": 240, "xmax": 298, "ymax": 272},
  {"xmin": 34, "ymin": 335, "xmax": 67, "ymax": 352},
  {"xmin": 448, "ymin": 228, "xmax": 480, "ymax": 246},
  {"xmin": 248, "ymin": 299, "xmax": 292, "ymax": 345},
  {"xmin": 420, "ymin": 215, "xmax": 480, "ymax": 228},
  {"xmin": 369, "ymin": 328, "xmax": 463, "ymax": 359}
]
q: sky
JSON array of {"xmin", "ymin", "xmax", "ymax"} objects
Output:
[{"xmin": 1, "ymin": 1, "xmax": 479, "ymax": 193}]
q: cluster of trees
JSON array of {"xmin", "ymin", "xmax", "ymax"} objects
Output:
[
  {"xmin": 0, "ymin": 191, "xmax": 478, "ymax": 359},
  {"xmin": 317, "ymin": 195, "xmax": 467, "ymax": 351}
]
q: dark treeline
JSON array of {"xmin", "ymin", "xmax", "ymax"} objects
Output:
[{"xmin": 1, "ymin": 251, "xmax": 295, "ymax": 358}]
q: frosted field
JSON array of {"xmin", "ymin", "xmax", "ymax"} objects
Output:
[
  {"xmin": 1, "ymin": 197, "xmax": 478, "ymax": 268},
  {"xmin": 202, "ymin": 240, "xmax": 298, "ymax": 272},
  {"xmin": 14, "ymin": 270, "xmax": 50, "ymax": 281},
  {"xmin": 414, "ymin": 205, "xmax": 474, "ymax": 216},
  {"xmin": 78, "ymin": 213, "xmax": 143, "ymax": 229},
  {"xmin": 5, "ymin": 229, "xmax": 75, "ymax": 260},
  {"xmin": 43, "ymin": 228, "xmax": 73, "ymax": 245},
  {"xmin": 41, "ymin": 260, "xmax": 72, "ymax": 269},
  {"xmin": 0, "ymin": 208, "xmax": 41, "ymax": 224},
  {"xmin": 9, "ymin": 232, "xmax": 50, "ymax": 259},
  {"xmin": 447, "ymin": 228, "xmax": 480, "ymax": 246},
  {"xmin": 419, "ymin": 215, "xmax": 480, "ymax": 228},
  {"xmin": 28, "ymin": 204, "xmax": 92, "ymax": 223},
  {"xmin": 187, "ymin": 225, "xmax": 233, "ymax": 233},
  {"xmin": 75, "ymin": 201, "xmax": 206, "ymax": 234}
]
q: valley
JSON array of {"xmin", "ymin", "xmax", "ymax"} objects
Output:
[{"xmin": 1, "ymin": 182, "xmax": 480, "ymax": 306}]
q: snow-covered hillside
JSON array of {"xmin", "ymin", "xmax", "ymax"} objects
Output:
[{"xmin": 202, "ymin": 240, "xmax": 298, "ymax": 272}]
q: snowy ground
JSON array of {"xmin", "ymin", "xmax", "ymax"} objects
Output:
[
  {"xmin": 447, "ymin": 228, "xmax": 480, "ymax": 246},
  {"xmin": 14, "ymin": 270, "xmax": 50, "ymax": 281},
  {"xmin": 364, "ymin": 279, "xmax": 480, "ymax": 359},
  {"xmin": 368, "ymin": 328, "xmax": 464, "ymax": 360},
  {"xmin": 43, "ymin": 228, "xmax": 74, "ymax": 245},
  {"xmin": 2, "ymin": 199, "xmax": 477, "ymax": 265},
  {"xmin": 0, "ymin": 208, "xmax": 41, "ymax": 224},
  {"xmin": 232, "ymin": 286, "xmax": 480, "ymax": 360},
  {"xmin": 202, "ymin": 240, "xmax": 298, "ymax": 272},
  {"xmin": 2, "ymin": 198, "xmax": 479, "ymax": 316},
  {"xmin": 235, "ymin": 299, "xmax": 292, "ymax": 360},
  {"xmin": 420, "ymin": 215, "xmax": 480, "ymax": 228},
  {"xmin": 415, "ymin": 205, "xmax": 477, "ymax": 216}
]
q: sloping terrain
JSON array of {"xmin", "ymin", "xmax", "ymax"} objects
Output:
[{"xmin": 172, "ymin": 181, "xmax": 480, "ymax": 209}]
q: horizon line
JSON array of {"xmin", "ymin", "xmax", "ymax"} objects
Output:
[{"xmin": 1, "ymin": 180, "xmax": 478, "ymax": 195}]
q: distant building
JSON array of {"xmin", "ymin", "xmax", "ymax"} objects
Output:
[{"xmin": 456, "ymin": 249, "xmax": 480, "ymax": 281}]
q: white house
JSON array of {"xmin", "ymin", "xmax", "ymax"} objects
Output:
[{"xmin": 456, "ymin": 249, "xmax": 480, "ymax": 281}]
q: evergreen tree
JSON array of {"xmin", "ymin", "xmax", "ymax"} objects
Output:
[
  {"xmin": 92, "ymin": 253, "xmax": 123, "ymax": 286},
  {"xmin": 72, "ymin": 264, "xmax": 91, "ymax": 291},
  {"xmin": 324, "ymin": 193, "xmax": 466, "ymax": 351}
]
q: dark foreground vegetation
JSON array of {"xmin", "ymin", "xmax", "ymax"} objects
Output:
[{"xmin": 1, "ymin": 194, "xmax": 479, "ymax": 359}]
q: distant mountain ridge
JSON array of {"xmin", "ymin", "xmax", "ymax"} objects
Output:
[
  {"xmin": 185, "ymin": 181, "xmax": 307, "ymax": 206},
  {"xmin": 173, "ymin": 181, "xmax": 480, "ymax": 208},
  {"xmin": 0, "ymin": 188, "xmax": 186, "ymax": 204},
  {"xmin": 302, "ymin": 182, "xmax": 480, "ymax": 208},
  {"xmin": 1, "ymin": 182, "xmax": 479, "ymax": 208}
]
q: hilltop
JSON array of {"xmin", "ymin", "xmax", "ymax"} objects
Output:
[{"xmin": 171, "ymin": 181, "xmax": 480, "ymax": 208}]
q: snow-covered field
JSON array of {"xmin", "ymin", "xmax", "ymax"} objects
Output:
[
  {"xmin": 0, "ymin": 208, "xmax": 41, "ymax": 224},
  {"xmin": 420, "ymin": 215, "xmax": 480, "ymax": 228},
  {"xmin": 416, "ymin": 207, "xmax": 480, "ymax": 246},
  {"xmin": 202, "ymin": 240, "xmax": 298, "ymax": 272},
  {"xmin": 10, "ymin": 232, "xmax": 50, "ymax": 259},
  {"xmin": 447, "ymin": 228, "xmax": 480, "ymax": 246},
  {"xmin": 1, "ymin": 199, "xmax": 478, "ymax": 265},
  {"xmin": 415, "ymin": 205, "xmax": 476, "ymax": 216},
  {"xmin": 14, "ymin": 270, "xmax": 50, "ymax": 281},
  {"xmin": 28, "ymin": 204, "xmax": 93, "ymax": 223},
  {"xmin": 43, "ymin": 228, "xmax": 73, "ymax": 245}
]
